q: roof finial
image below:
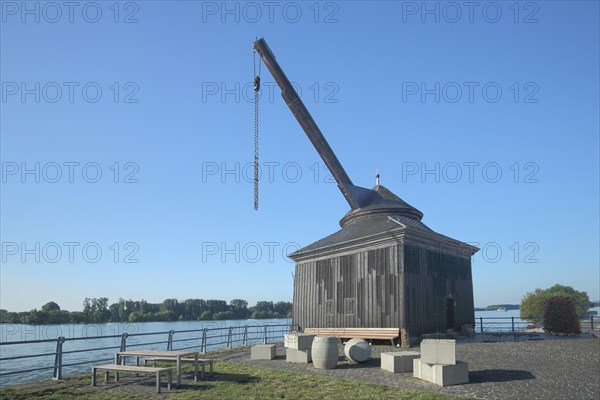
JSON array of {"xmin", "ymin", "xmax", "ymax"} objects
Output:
[{"xmin": 376, "ymin": 170, "xmax": 380, "ymax": 186}]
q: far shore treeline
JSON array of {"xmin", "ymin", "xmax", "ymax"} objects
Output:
[{"xmin": 0, "ymin": 298, "xmax": 292, "ymax": 325}]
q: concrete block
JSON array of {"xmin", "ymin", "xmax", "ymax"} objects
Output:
[
  {"xmin": 413, "ymin": 358, "xmax": 434, "ymax": 382},
  {"xmin": 286, "ymin": 348, "xmax": 311, "ymax": 363},
  {"xmin": 284, "ymin": 334, "xmax": 315, "ymax": 350},
  {"xmin": 420, "ymin": 339, "xmax": 456, "ymax": 365},
  {"xmin": 251, "ymin": 344, "xmax": 276, "ymax": 360},
  {"xmin": 381, "ymin": 351, "xmax": 420, "ymax": 373},
  {"xmin": 433, "ymin": 362, "xmax": 469, "ymax": 386},
  {"xmin": 413, "ymin": 358, "xmax": 421, "ymax": 379}
]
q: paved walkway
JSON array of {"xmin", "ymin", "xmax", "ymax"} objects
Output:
[{"xmin": 223, "ymin": 337, "xmax": 599, "ymax": 400}]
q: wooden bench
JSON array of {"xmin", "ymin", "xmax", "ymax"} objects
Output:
[
  {"xmin": 303, "ymin": 328, "xmax": 400, "ymax": 346},
  {"xmin": 144, "ymin": 356, "xmax": 214, "ymax": 380},
  {"xmin": 91, "ymin": 364, "xmax": 172, "ymax": 393}
]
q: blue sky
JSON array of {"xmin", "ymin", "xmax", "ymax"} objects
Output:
[{"xmin": 1, "ymin": 1, "xmax": 598, "ymax": 312}]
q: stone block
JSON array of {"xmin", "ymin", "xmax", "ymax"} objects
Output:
[
  {"xmin": 433, "ymin": 362, "xmax": 469, "ymax": 386},
  {"xmin": 413, "ymin": 358, "xmax": 421, "ymax": 379},
  {"xmin": 284, "ymin": 334, "xmax": 315, "ymax": 350},
  {"xmin": 286, "ymin": 348, "xmax": 311, "ymax": 363},
  {"xmin": 413, "ymin": 358, "xmax": 434, "ymax": 382},
  {"xmin": 381, "ymin": 351, "xmax": 420, "ymax": 373},
  {"xmin": 414, "ymin": 358, "xmax": 469, "ymax": 386},
  {"xmin": 251, "ymin": 344, "xmax": 276, "ymax": 360},
  {"xmin": 420, "ymin": 339, "xmax": 456, "ymax": 365}
]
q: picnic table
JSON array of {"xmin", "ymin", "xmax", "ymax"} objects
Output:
[{"xmin": 115, "ymin": 349, "xmax": 198, "ymax": 387}]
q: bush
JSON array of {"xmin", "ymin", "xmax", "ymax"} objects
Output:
[
  {"xmin": 543, "ymin": 296, "xmax": 581, "ymax": 334},
  {"xmin": 213, "ymin": 311, "xmax": 235, "ymax": 320},
  {"xmin": 252, "ymin": 311, "xmax": 272, "ymax": 319},
  {"xmin": 199, "ymin": 311, "xmax": 213, "ymax": 320},
  {"xmin": 521, "ymin": 284, "xmax": 592, "ymax": 323}
]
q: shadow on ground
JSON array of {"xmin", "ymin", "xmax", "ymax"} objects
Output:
[
  {"xmin": 335, "ymin": 359, "xmax": 382, "ymax": 370},
  {"xmin": 469, "ymin": 369, "xmax": 535, "ymax": 383}
]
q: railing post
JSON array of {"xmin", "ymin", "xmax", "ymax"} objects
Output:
[
  {"xmin": 227, "ymin": 327, "xmax": 233, "ymax": 349},
  {"xmin": 243, "ymin": 325, "xmax": 248, "ymax": 345},
  {"xmin": 167, "ymin": 330, "xmax": 175, "ymax": 351},
  {"xmin": 263, "ymin": 325, "xmax": 268, "ymax": 344},
  {"xmin": 120, "ymin": 333, "xmax": 128, "ymax": 352},
  {"xmin": 201, "ymin": 328, "xmax": 207, "ymax": 353},
  {"xmin": 511, "ymin": 317, "xmax": 515, "ymax": 333},
  {"xmin": 52, "ymin": 336, "xmax": 66, "ymax": 380},
  {"xmin": 591, "ymin": 315, "xmax": 594, "ymax": 331},
  {"xmin": 480, "ymin": 317, "xmax": 483, "ymax": 333}
]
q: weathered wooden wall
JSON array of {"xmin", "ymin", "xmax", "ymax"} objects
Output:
[
  {"xmin": 293, "ymin": 245, "xmax": 401, "ymax": 329},
  {"xmin": 293, "ymin": 241, "xmax": 475, "ymax": 338},
  {"xmin": 403, "ymin": 244, "xmax": 474, "ymax": 335}
]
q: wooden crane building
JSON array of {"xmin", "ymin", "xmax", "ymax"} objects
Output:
[{"xmin": 253, "ymin": 38, "xmax": 479, "ymax": 344}]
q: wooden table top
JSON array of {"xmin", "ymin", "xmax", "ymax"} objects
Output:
[{"xmin": 116, "ymin": 350, "xmax": 197, "ymax": 357}]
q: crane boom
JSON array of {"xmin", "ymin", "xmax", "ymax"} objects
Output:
[{"xmin": 253, "ymin": 38, "xmax": 362, "ymax": 210}]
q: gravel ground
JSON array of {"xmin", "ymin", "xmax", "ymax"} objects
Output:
[{"xmin": 223, "ymin": 336, "xmax": 600, "ymax": 400}]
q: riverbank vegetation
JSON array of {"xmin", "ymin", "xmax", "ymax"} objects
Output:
[{"xmin": 0, "ymin": 298, "xmax": 292, "ymax": 325}]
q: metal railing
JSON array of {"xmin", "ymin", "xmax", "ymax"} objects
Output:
[
  {"xmin": 0, "ymin": 322, "xmax": 292, "ymax": 385},
  {"xmin": 475, "ymin": 315, "xmax": 596, "ymax": 335},
  {"xmin": 475, "ymin": 316, "xmax": 530, "ymax": 334}
]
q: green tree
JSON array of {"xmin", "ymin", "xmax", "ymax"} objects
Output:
[
  {"xmin": 41, "ymin": 302, "xmax": 61, "ymax": 312},
  {"xmin": 161, "ymin": 298, "xmax": 180, "ymax": 318},
  {"xmin": 251, "ymin": 310, "xmax": 272, "ymax": 319},
  {"xmin": 254, "ymin": 301, "xmax": 274, "ymax": 313},
  {"xmin": 128, "ymin": 311, "xmax": 141, "ymax": 322},
  {"xmin": 82, "ymin": 298, "xmax": 92, "ymax": 318},
  {"xmin": 0, "ymin": 309, "xmax": 19, "ymax": 323},
  {"xmin": 205, "ymin": 300, "xmax": 227, "ymax": 314},
  {"xmin": 69, "ymin": 311, "xmax": 86, "ymax": 323},
  {"xmin": 182, "ymin": 299, "xmax": 205, "ymax": 320},
  {"xmin": 213, "ymin": 311, "xmax": 235, "ymax": 320},
  {"xmin": 273, "ymin": 301, "xmax": 292, "ymax": 317},
  {"xmin": 521, "ymin": 284, "xmax": 592, "ymax": 323},
  {"xmin": 229, "ymin": 299, "xmax": 249, "ymax": 319},
  {"xmin": 199, "ymin": 311, "xmax": 213, "ymax": 320},
  {"xmin": 27, "ymin": 309, "xmax": 48, "ymax": 324},
  {"xmin": 109, "ymin": 303, "xmax": 122, "ymax": 322}
]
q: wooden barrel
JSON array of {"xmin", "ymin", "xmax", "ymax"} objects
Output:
[
  {"xmin": 344, "ymin": 338, "xmax": 371, "ymax": 363},
  {"xmin": 311, "ymin": 336, "xmax": 339, "ymax": 369}
]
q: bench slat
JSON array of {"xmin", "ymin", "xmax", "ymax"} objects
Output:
[
  {"xmin": 303, "ymin": 328, "xmax": 400, "ymax": 346},
  {"xmin": 93, "ymin": 364, "xmax": 170, "ymax": 373},
  {"xmin": 145, "ymin": 357, "xmax": 212, "ymax": 363},
  {"xmin": 304, "ymin": 328, "xmax": 399, "ymax": 338}
]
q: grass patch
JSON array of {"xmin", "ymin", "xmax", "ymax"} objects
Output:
[
  {"xmin": 0, "ymin": 361, "xmax": 466, "ymax": 400},
  {"xmin": 0, "ymin": 374, "xmax": 143, "ymax": 400}
]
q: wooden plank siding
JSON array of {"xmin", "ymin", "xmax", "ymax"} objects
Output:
[
  {"xmin": 293, "ymin": 245, "xmax": 401, "ymax": 330},
  {"xmin": 293, "ymin": 241, "xmax": 474, "ymax": 339},
  {"xmin": 403, "ymin": 244, "xmax": 474, "ymax": 336}
]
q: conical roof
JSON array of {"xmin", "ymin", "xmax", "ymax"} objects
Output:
[
  {"xmin": 339, "ymin": 184, "xmax": 423, "ymax": 227},
  {"xmin": 289, "ymin": 184, "xmax": 478, "ymax": 261}
]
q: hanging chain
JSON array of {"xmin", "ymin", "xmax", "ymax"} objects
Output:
[
  {"xmin": 254, "ymin": 86, "xmax": 259, "ymax": 210},
  {"xmin": 253, "ymin": 50, "xmax": 261, "ymax": 211}
]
